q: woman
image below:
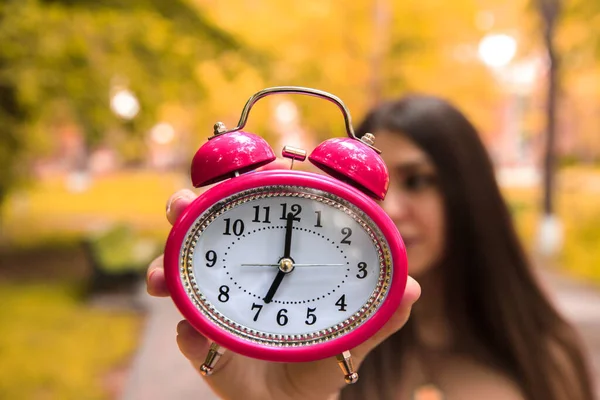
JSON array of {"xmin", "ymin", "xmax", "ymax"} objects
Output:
[{"xmin": 147, "ymin": 94, "xmax": 595, "ymax": 400}]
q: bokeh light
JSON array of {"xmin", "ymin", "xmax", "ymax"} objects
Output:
[
  {"xmin": 150, "ymin": 122, "xmax": 175, "ymax": 145},
  {"xmin": 110, "ymin": 88, "xmax": 140, "ymax": 120},
  {"xmin": 478, "ymin": 33, "xmax": 518, "ymax": 68}
]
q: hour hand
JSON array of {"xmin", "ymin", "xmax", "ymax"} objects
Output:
[{"xmin": 263, "ymin": 270, "xmax": 285, "ymax": 304}]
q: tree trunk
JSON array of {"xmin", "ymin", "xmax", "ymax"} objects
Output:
[
  {"xmin": 369, "ymin": 0, "xmax": 390, "ymax": 106},
  {"xmin": 538, "ymin": 0, "xmax": 561, "ymax": 216}
]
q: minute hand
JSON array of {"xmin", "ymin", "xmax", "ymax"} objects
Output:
[
  {"xmin": 263, "ymin": 212, "xmax": 295, "ymax": 304},
  {"xmin": 283, "ymin": 211, "xmax": 293, "ymax": 259}
]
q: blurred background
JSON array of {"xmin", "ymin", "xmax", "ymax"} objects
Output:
[{"xmin": 0, "ymin": 0, "xmax": 599, "ymax": 398}]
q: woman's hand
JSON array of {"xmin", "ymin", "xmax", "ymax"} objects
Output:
[{"xmin": 147, "ymin": 189, "xmax": 421, "ymax": 400}]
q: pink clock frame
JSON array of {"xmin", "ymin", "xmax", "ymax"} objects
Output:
[{"xmin": 164, "ymin": 169, "xmax": 408, "ymax": 363}]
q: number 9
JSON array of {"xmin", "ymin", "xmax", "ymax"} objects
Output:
[{"xmin": 205, "ymin": 250, "xmax": 217, "ymax": 267}]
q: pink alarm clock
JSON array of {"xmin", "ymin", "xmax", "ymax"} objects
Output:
[{"xmin": 164, "ymin": 87, "xmax": 408, "ymax": 384}]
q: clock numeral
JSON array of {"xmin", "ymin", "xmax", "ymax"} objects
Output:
[
  {"xmin": 277, "ymin": 309, "xmax": 289, "ymax": 326},
  {"xmin": 218, "ymin": 285, "xmax": 230, "ymax": 302},
  {"xmin": 280, "ymin": 203, "xmax": 302, "ymax": 221},
  {"xmin": 314, "ymin": 210, "xmax": 322, "ymax": 227},
  {"xmin": 205, "ymin": 250, "xmax": 217, "ymax": 267},
  {"xmin": 252, "ymin": 206, "xmax": 271, "ymax": 223},
  {"xmin": 305, "ymin": 307, "xmax": 317, "ymax": 325},
  {"xmin": 341, "ymin": 227, "xmax": 352, "ymax": 245},
  {"xmin": 251, "ymin": 303, "xmax": 263, "ymax": 321},
  {"xmin": 335, "ymin": 294, "xmax": 347, "ymax": 312},
  {"xmin": 356, "ymin": 262, "xmax": 368, "ymax": 279},
  {"xmin": 223, "ymin": 218, "xmax": 244, "ymax": 236}
]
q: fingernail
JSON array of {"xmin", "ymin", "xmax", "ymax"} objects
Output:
[
  {"xmin": 147, "ymin": 268, "xmax": 157, "ymax": 284},
  {"xmin": 147, "ymin": 266, "xmax": 166, "ymax": 291},
  {"xmin": 402, "ymin": 279, "xmax": 421, "ymax": 306},
  {"xmin": 166, "ymin": 190, "xmax": 196, "ymax": 215},
  {"xmin": 166, "ymin": 195, "xmax": 186, "ymax": 215},
  {"xmin": 146, "ymin": 269, "xmax": 160, "ymax": 295}
]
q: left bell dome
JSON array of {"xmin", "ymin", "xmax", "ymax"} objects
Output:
[{"xmin": 191, "ymin": 131, "xmax": 276, "ymax": 187}]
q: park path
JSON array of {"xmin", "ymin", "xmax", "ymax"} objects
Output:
[
  {"xmin": 120, "ymin": 267, "xmax": 600, "ymax": 400},
  {"xmin": 119, "ymin": 286, "xmax": 219, "ymax": 400}
]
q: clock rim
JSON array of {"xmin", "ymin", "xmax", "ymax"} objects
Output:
[
  {"xmin": 181, "ymin": 187, "xmax": 389, "ymax": 345},
  {"xmin": 165, "ymin": 170, "xmax": 408, "ymax": 362}
]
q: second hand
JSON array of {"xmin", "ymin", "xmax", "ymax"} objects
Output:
[{"xmin": 241, "ymin": 263, "xmax": 345, "ymax": 267}]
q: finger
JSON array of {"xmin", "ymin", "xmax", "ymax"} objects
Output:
[
  {"xmin": 352, "ymin": 276, "xmax": 421, "ymax": 361},
  {"xmin": 176, "ymin": 320, "xmax": 211, "ymax": 360},
  {"xmin": 166, "ymin": 189, "xmax": 197, "ymax": 225},
  {"xmin": 176, "ymin": 320, "xmax": 234, "ymax": 375},
  {"xmin": 146, "ymin": 255, "xmax": 169, "ymax": 297}
]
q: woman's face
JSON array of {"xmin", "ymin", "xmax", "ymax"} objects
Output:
[{"xmin": 375, "ymin": 130, "xmax": 446, "ymax": 277}]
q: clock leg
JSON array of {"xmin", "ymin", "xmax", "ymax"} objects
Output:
[
  {"xmin": 199, "ymin": 342, "xmax": 226, "ymax": 376},
  {"xmin": 336, "ymin": 350, "xmax": 359, "ymax": 384}
]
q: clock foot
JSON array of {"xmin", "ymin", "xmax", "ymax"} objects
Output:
[
  {"xmin": 336, "ymin": 350, "xmax": 359, "ymax": 384},
  {"xmin": 199, "ymin": 342, "xmax": 226, "ymax": 376}
]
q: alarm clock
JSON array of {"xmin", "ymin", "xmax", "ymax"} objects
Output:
[{"xmin": 164, "ymin": 86, "xmax": 408, "ymax": 384}]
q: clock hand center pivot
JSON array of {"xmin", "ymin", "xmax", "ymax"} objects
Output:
[{"xmin": 278, "ymin": 257, "xmax": 295, "ymax": 273}]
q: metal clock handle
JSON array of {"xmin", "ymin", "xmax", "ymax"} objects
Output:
[{"xmin": 210, "ymin": 86, "xmax": 357, "ymax": 140}]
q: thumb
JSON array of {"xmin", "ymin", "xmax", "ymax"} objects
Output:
[
  {"xmin": 280, "ymin": 276, "xmax": 421, "ymax": 398},
  {"xmin": 352, "ymin": 276, "xmax": 421, "ymax": 362}
]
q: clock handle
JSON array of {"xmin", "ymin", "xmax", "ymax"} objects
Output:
[
  {"xmin": 190, "ymin": 85, "xmax": 389, "ymax": 195},
  {"xmin": 209, "ymin": 86, "xmax": 359, "ymax": 141},
  {"xmin": 213, "ymin": 88, "xmax": 389, "ymax": 200}
]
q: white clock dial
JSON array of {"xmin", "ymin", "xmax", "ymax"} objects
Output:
[{"xmin": 181, "ymin": 187, "xmax": 392, "ymax": 346}]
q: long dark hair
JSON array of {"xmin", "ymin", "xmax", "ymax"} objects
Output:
[{"xmin": 341, "ymin": 95, "xmax": 594, "ymax": 400}]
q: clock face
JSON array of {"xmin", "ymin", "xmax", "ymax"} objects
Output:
[{"xmin": 179, "ymin": 186, "xmax": 392, "ymax": 347}]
